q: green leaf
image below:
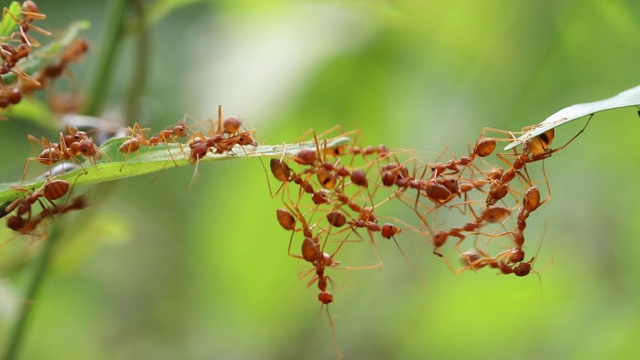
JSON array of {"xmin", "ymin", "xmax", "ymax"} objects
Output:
[
  {"xmin": 0, "ymin": 136, "xmax": 352, "ymax": 205},
  {"xmin": 505, "ymin": 85, "xmax": 640, "ymax": 150},
  {"xmin": 0, "ymin": 2, "xmax": 21, "ymax": 38}
]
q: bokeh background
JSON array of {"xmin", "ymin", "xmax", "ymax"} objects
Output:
[{"xmin": 1, "ymin": 0, "xmax": 640, "ymax": 359}]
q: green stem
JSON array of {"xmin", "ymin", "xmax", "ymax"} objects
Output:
[
  {"xmin": 2, "ymin": 226, "xmax": 60, "ymax": 360},
  {"xmin": 84, "ymin": 0, "xmax": 127, "ymax": 116},
  {"xmin": 124, "ymin": 0, "xmax": 150, "ymax": 125}
]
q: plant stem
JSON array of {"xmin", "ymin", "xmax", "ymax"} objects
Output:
[
  {"xmin": 2, "ymin": 226, "xmax": 60, "ymax": 360},
  {"xmin": 125, "ymin": 0, "xmax": 150, "ymax": 125},
  {"xmin": 84, "ymin": 0, "xmax": 127, "ymax": 116}
]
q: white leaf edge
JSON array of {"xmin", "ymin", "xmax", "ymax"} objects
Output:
[{"xmin": 504, "ymin": 85, "xmax": 640, "ymax": 150}]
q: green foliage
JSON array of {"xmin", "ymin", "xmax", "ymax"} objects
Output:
[
  {"xmin": 2, "ymin": 1, "xmax": 640, "ymax": 360},
  {"xmin": 0, "ymin": 2, "xmax": 20, "ymax": 38}
]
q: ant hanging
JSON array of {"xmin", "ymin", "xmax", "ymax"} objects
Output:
[
  {"xmin": 430, "ymin": 204, "xmax": 512, "ymax": 258},
  {"xmin": 458, "ymin": 223, "xmax": 546, "ymax": 278},
  {"xmin": 485, "ymin": 115, "xmax": 593, "ymax": 205},
  {"xmin": 4, "ymin": 176, "xmax": 75, "ymax": 237},
  {"xmin": 7, "ymin": 194, "xmax": 87, "ymax": 237}
]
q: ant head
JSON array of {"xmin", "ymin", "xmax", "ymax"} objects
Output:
[
  {"xmin": 381, "ymin": 223, "xmax": 401, "ymax": 239},
  {"xmin": 349, "ymin": 169, "xmax": 368, "ymax": 188},
  {"xmin": 237, "ymin": 133, "xmax": 258, "ymax": 147},
  {"xmin": 439, "ymin": 177, "xmax": 459, "ymax": 194},
  {"xmin": 513, "ymin": 257, "xmax": 534, "ymax": 277},
  {"xmin": 326, "ymin": 144, "xmax": 348, "ymax": 158},
  {"xmin": 173, "ymin": 125, "xmax": 187, "ymax": 137},
  {"xmin": 432, "ymin": 230, "xmax": 448, "ymax": 252}
]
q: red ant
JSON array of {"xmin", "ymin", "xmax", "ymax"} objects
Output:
[
  {"xmin": 4, "ymin": 178, "xmax": 73, "ymax": 236},
  {"xmin": 0, "ymin": 83, "xmax": 23, "ymax": 108},
  {"xmin": 3, "ymin": 1, "xmax": 51, "ymax": 48},
  {"xmin": 7, "ymin": 194, "xmax": 87, "ymax": 236},
  {"xmin": 459, "ymin": 222, "xmax": 547, "ymax": 278},
  {"xmin": 188, "ymin": 106, "xmax": 258, "ymax": 162},
  {"xmin": 485, "ymin": 115, "xmax": 592, "ymax": 205},
  {"xmin": 428, "ymin": 136, "xmax": 497, "ymax": 177},
  {"xmin": 292, "ymin": 205, "xmax": 380, "ymax": 360},
  {"xmin": 430, "ymin": 204, "xmax": 512, "ymax": 257},
  {"xmin": 0, "ymin": 42, "xmax": 32, "ymax": 77},
  {"xmin": 117, "ymin": 122, "xmax": 182, "ymax": 171},
  {"xmin": 266, "ymin": 155, "xmax": 332, "ymax": 207},
  {"xmin": 23, "ymin": 131, "xmax": 101, "ymax": 182},
  {"xmin": 188, "ymin": 126, "xmax": 257, "ymax": 169}
]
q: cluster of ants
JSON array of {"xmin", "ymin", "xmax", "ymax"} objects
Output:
[
  {"xmin": 4, "ymin": 40, "xmax": 591, "ymax": 354},
  {"xmin": 2, "ymin": 124, "xmax": 103, "ymax": 239},
  {"xmin": 8, "ymin": 106, "xmax": 259, "ymax": 239},
  {"xmin": 118, "ymin": 105, "xmax": 258, "ymax": 170},
  {"xmin": 0, "ymin": 1, "xmax": 88, "ymax": 111},
  {"xmin": 267, "ymin": 118, "xmax": 590, "ymax": 356},
  {"xmin": 0, "ymin": 2, "xmax": 601, "ymax": 358},
  {"xmin": 1, "ymin": 176, "xmax": 87, "ymax": 238}
]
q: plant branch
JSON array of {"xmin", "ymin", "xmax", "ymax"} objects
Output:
[
  {"xmin": 84, "ymin": 0, "xmax": 127, "ymax": 116},
  {"xmin": 124, "ymin": 0, "xmax": 150, "ymax": 125},
  {"xmin": 2, "ymin": 225, "xmax": 60, "ymax": 360},
  {"xmin": 0, "ymin": 137, "xmax": 353, "ymax": 204}
]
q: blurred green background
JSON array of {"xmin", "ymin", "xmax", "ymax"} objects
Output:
[{"xmin": 1, "ymin": 0, "xmax": 640, "ymax": 359}]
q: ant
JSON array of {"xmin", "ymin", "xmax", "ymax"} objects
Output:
[
  {"xmin": 459, "ymin": 222, "xmax": 547, "ymax": 278},
  {"xmin": 0, "ymin": 42, "xmax": 32, "ymax": 77},
  {"xmin": 379, "ymin": 156, "xmax": 479, "ymax": 231},
  {"xmin": 4, "ymin": 178, "xmax": 73, "ymax": 236},
  {"xmin": 459, "ymin": 246, "xmax": 538, "ymax": 277},
  {"xmin": 6, "ymin": 179, "xmax": 70, "ymax": 217},
  {"xmin": 188, "ymin": 106, "xmax": 258, "ymax": 160},
  {"xmin": 0, "ymin": 83, "xmax": 23, "ymax": 108},
  {"xmin": 119, "ymin": 117, "xmax": 194, "ymax": 170},
  {"xmin": 485, "ymin": 115, "xmax": 592, "ymax": 205},
  {"xmin": 188, "ymin": 126, "xmax": 257, "ymax": 168},
  {"xmin": 428, "ymin": 136, "xmax": 497, "ymax": 177},
  {"xmin": 430, "ymin": 204, "xmax": 512, "ymax": 257},
  {"xmin": 294, "ymin": 207, "xmax": 381, "ymax": 360},
  {"xmin": 3, "ymin": 1, "xmax": 51, "ymax": 48},
  {"xmin": 7, "ymin": 194, "xmax": 87, "ymax": 236},
  {"xmin": 12, "ymin": 38, "xmax": 89, "ymax": 101},
  {"xmin": 23, "ymin": 131, "xmax": 101, "ymax": 182},
  {"xmin": 266, "ymin": 155, "xmax": 333, "ymax": 207}
]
